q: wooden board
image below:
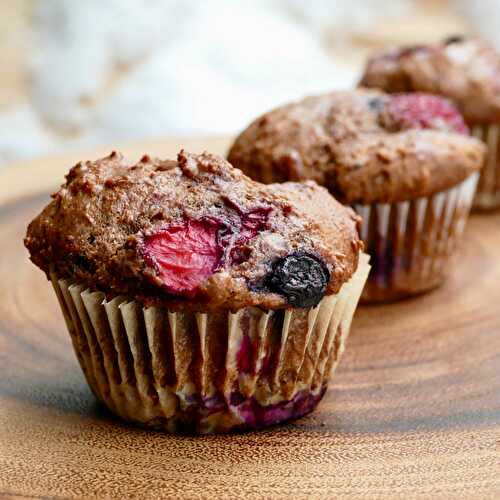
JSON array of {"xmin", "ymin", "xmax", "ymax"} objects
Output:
[{"xmin": 0, "ymin": 138, "xmax": 499, "ymax": 499}]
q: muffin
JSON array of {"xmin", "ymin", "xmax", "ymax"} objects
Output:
[
  {"xmin": 360, "ymin": 36, "xmax": 500, "ymax": 210},
  {"xmin": 24, "ymin": 150, "xmax": 369, "ymax": 434},
  {"xmin": 228, "ymin": 90, "xmax": 485, "ymax": 303}
]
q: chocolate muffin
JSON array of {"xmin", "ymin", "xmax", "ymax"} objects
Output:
[
  {"xmin": 360, "ymin": 36, "xmax": 500, "ymax": 210},
  {"xmin": 228, "ymin": 90, "xmax": 485, "ymax": 302},
  {"xmin": 25, "ymin": 150, "xmax": 369, "ymax": 433}
]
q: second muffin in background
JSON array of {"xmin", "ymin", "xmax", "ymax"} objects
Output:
[{"xmin": 228, "ymin": 89, "xmax": 485, "ymax": 303}]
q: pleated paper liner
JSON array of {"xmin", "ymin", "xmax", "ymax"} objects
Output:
[
  {"xmin": 472, "ymin": 124, "xmax": 500, "ymax": 210},
  {"xmin": 354, "ymin": 173, "xmax": 478, "ymax": 303},
  {"xmin": 49, "ymin": 252, "xmax": 370, "ymax": 434}
]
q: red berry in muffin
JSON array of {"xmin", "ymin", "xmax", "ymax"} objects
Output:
[
  {"xmin": 142, "ymin": 219, "xmax": 223, "ymax": 297},
  {"xmin": 229, "ymin": 206, "xmax": 272, "ymax": 264},
  {"xmin": 385, "ymin": 93, "xmax": 469, "ymax": 134},
  {"xmin": 142, "ymin": 206, "xmax": 273, "ymax": 296}
]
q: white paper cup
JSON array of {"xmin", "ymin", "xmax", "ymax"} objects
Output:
[
  {"xmin": 472, "ymin": 124, "xmax": 500, "ymax": 210},
  {"xmin": 353, "ymin": 174, "xmax": 478, "ymax": 303},
  {"xmin": 49, "ymin": 253, "xmax": 370, "ymax": 434}
]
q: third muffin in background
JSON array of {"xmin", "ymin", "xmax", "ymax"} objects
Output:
[
  {"xmin": 360, "ymin": 36, "xmax": 500, "ymax": 210},
  {"xmin": 228, "ymin": 89, "xmax": 485, "ymax": 302}
]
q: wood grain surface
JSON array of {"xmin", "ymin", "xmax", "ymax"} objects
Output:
[{"xmin": 0, "ymin": 138, "xmax": 499, "ymax": 499}]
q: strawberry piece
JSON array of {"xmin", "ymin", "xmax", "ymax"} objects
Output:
[
  {"xmin": 143, "ymin": 206, "xmax": 272, "ymax": 296},
  {"xmin": 387, "ymin": 93, "xmax": 468, "ymax": 134},
  {"xmin": 240, "ymin": 207, "xmax": 272, "ymax": 236},
  {"xmin": 142, "ymin": 219, "xmax": 222, "ymax": 297},
  {"xmin": 230, "ymin": 206, "xmax": 272, "ymax": 264}
]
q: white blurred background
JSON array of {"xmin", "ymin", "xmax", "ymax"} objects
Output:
[{"xmin": 1, "ymin": 0, "xmax": 499, "ymax": 166}]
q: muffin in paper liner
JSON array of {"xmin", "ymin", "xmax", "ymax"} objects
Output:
[
  {"xmin": 472, "ymin": 124, "xmax": 500, "ymax": 210},
  {"xmin": 49, "ymin": 253, "xmax": 370, "ymax": 434},
  {"xmin": 354, "ymin": 173, "xmax": 478, "ymax": 303}
]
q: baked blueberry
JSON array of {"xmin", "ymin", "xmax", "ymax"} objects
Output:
[
  {"xmin": 367, "ymin": 97, "xmax": 385, "ymax": 111},
  {"xmin": 266, "ymin": 253, "xmax": 330, "ymax": 308},
  {"xmin": 443, "ymin": 34, "xmax": 465, "ymax": 45}
]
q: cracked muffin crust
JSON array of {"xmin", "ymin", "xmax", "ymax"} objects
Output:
[
  {"xmin": 227, "ymin": 89, "xmax": 485, "ymax": 205},
  {"xmin": 25, "ymin": 150, "xmax": 362, "ymax": 312}
]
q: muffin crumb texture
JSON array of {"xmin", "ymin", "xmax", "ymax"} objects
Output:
[
  {"xmin": 228, "ymin": 89, "xmax": 485, "ymax": 205},
  {"xmin": 25, "ymin": 150, "xmax": 361, "ymax": 311}
]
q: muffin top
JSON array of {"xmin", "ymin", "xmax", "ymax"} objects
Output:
[
  {"xmin": 25, "ymin": 150, "xmax": 362, "ymax": 311},
  {"xmin": 227, "ymin": 89, "xmax": 485, "ymax": 204},
  {"xmin": 359, "ymin": 36, "xmax": 500, "ymax": 124}
]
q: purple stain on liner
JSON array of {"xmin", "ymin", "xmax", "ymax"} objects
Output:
[
  {"xmin": 203, "ymin": 392, "xmax": 226, "ymax": 411},
  {"xmin": 151, "ymin": 389, "xmax": 327, "ymax": 433},
  {"xmin": 230, "ymin": 388, "xmax": 327, "ymax": 429},
  {"xmin": 236, "ymin": 333, "xmax": 255, "ymax": 374}
]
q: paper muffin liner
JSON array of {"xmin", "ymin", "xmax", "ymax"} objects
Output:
[
  {"xmin": 471, "ymin": 124, "xmax": 500, "ymax": 210},
  {"xmin": 49, "ymin": 253, "xmax": 370, "ymax": 434},
  {"xmin": 353, "ymin": 174, "xmax": 478, "ymax": 303}
]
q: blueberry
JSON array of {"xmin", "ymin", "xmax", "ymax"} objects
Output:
[
  {"xmin": 266, "ymin": 253, "xmax": 330, "ymax": 308},
  {"xmin": 444, "ymin": 35, "xmax": 465, "ymax": 45},
  {"xmin": 368, "ymin": 98, "xmax": 384, "ymax": 111}
]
